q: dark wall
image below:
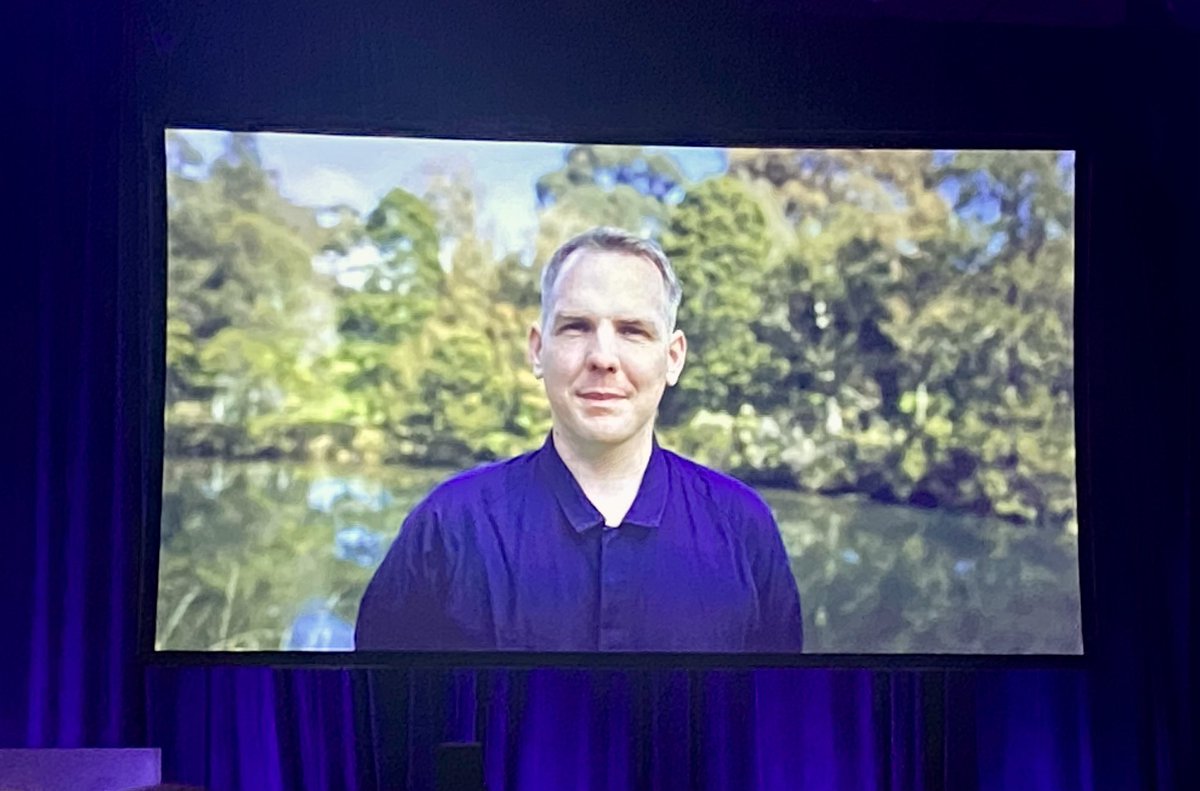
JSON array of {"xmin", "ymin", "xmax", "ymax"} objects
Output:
[{"xmin": 136, "ymin": 0, "xmax": 1105, "ymax": 139}]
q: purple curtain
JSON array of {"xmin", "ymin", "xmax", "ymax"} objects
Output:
[
  {"xmin": 5, "ymin": 1, "xmax": 1197, "ymax": 789},
  {"xmin": 136, "ymin": 666, "xmax": 1093, "ymax": 790}
]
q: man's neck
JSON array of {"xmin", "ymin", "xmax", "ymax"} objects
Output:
[{"xmin": 553, "ymin": 426, "xmax": 654, "ymax": 489}]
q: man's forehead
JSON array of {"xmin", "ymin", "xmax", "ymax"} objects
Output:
[
  {"xmin": 559, "ymin": 247, "xmax": 661, "ymax": 280},
  {"xmin": 555, "ymin": 250, "xmax": 665, "ymax": 298},
  {"xmin": 550, "ymin": 274, "xmax": 665, "ymax": 312},
  {"xmin": 546, "ymin": 247, "xmax": 672, "ymax": 327}
]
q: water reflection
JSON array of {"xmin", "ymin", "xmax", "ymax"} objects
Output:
[
  {"xmin": 334, "ymin": 525, "xmax": 384, "ymax": 568},
  {"xmin": 281, "ymin": 600, "xmax": 355, "ymax": 651}
]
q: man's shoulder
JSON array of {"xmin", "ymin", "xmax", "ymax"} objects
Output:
[
  {"xmin": 661, "ymin": 448, "xmax": 774, "ymax": 521},
  {"xmin": 417, "ymin": 448, "xmax": 540, "ymax": 513}
]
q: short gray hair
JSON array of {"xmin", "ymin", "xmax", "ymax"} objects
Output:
[{"xmin": 540, "ymin": 227, "xmax": 683, "ymax": 331}]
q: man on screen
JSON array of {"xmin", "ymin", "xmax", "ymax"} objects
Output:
[{"xmin": 355, "ymin": 227, "xmax": 803, "ymax": 652}]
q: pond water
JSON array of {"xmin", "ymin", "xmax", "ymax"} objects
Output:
[{"xmin": 156, "ymin": 460, "xmax": 1082, "ymax": 654}]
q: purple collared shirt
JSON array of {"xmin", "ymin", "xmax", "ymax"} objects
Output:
[{"xmin": 355, "ymin": 435, "xmax": 803, "ymax": 652}]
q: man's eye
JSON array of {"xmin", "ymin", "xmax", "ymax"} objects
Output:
[
  {"xmin": 620, "ymin": 326, "xmax": 649, "ymax": 337},
  {"xmin": 560, "ymin": 322, "xmax": 586, "ymax": 332}
]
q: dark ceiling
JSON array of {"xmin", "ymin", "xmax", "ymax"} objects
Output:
[{"xmin": 775, "ymin": 0, "xmax": 1128, "ymax": 27}]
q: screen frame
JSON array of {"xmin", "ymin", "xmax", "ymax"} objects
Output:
[{"xmin": 137, "ymin": 118, "xmax": 1097, "ymax": 670}]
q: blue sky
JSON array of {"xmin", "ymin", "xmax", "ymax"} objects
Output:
[{"xmin": 175, "ymin": 129, "xmax": 728, "ymax": 256}]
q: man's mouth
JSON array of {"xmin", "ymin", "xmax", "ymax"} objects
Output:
[{"xmin": 579, "ymin": 392, "xmax": 625, "ymax": 401}]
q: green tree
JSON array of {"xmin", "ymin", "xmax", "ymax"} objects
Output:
[
  {"xmin": 397, "ymin": 169, "xmax": 550, "ymax": 461},
  {"xmin": 659, "ymin": 176, "xmax": 785, "ymax": 424},
  {"xmin": 722, "ymin": 148, "xmax": 1076, "ymax": 526},
  {"xmin": 328, "ymin": 188, "xmax": 444, "ymax": 432},
  {"xmin": 165, "ymin": 132, "xmax": 337, "ymax": 449},
  {"xmin": 532, "ymin": 144, "xmax": 684, "ymax": 267},
  {"xmin": 886, "ymin": 153, "xmax": 1075, "ymax": 524}
]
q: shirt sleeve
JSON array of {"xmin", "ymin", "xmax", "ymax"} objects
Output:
[
  {"xmin": 355, "ymin": 500, "xmax": 470, "ymax": 651},
  {"xmin": 745, "ymin": 499, "xmax": 805, "ymax": 652}
]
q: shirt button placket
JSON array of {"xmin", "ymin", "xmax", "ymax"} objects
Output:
[{"xmin": 599, "ymin": 526, "xmax": 626, "ymax": 650}]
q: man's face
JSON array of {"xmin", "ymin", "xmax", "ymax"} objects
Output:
[{"xmin": 529, "ymin": 249, "xmax": 687, "ymax": 455}]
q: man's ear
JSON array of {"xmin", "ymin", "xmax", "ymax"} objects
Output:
[
  {"xmin": 665, "ymin": 329, "xmax": 687, "ymax": 386},
  {"xmin": 528, "ymin": 322, "xmax": 545, "ymax": 379}
]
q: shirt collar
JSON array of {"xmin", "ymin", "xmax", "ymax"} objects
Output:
[{"xmin": 536, "ymin": 433, "xmax": 670, "ymax": 532}]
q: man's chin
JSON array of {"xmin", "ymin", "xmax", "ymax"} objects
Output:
[{"xmin": 568, "ymin": 418, "xmax": 644, "ymax": 448}]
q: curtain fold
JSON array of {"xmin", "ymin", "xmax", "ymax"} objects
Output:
[{"xmin": 137, "ymin": 667, "xmax": 1099, "ymax": 790}]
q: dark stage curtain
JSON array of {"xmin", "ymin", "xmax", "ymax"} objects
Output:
[{"xmin": 4, "ymin": 1, "xmax": 1196, "ymax": 789}]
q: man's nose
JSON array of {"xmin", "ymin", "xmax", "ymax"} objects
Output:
[{"xmin": 586, "ymin": 325, "xmax": 619, "ymax": 373}]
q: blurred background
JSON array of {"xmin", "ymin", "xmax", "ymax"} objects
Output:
[{"xmin": 157, "ymin": 130, "xmax": 1079, "ymax": 654}]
